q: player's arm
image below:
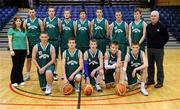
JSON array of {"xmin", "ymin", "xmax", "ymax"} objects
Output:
[
  {"xmin": 105, "ymin": 19, "xmax": 109, "ymax": 38},
  {"xmin": 90, "ymin": 20, "xmax": 94, "ymax": 37},
  {"xmin": 42, "ymin": 45, "xmax": 56, "ymax": 69},
  {"xmin": 74, "ymin": 20, "xmax": 77, "ymax": 37},
  {"xmin": 125, "ymin": 22, "xmax": 129, "ymax": 41},
  {"xmin": 39, "ymin": 19, "xmax": 44, "ymax": 32},
  {"xmin": 116, "ymin": 50, "xmax": 122, "ymax": 67},
  {"xmin": 109, "ymin": 23, "xmax": 113, "ymax": 40},
  {"xmin": 121, "ymin": 53, "xmax": 130, "ymax": 83},
  {"xmin": 71, "ymin": 51, "xmax": 83, "ymax": 76},
  {"xmin": 139, "ymin": 21, "xmax": 147, "ymax": 45},
  {"xmin": 88, "ymin": 20, "xmax": 92, "ymax": 39},
  {"xmin": 58, "ymin": 18, "xmax": 62, "ymax": 33},
  {"xmin": 95, "ymin": 51, "xmax": 104, "ymax": 71},
  {"xmin": 128, "ymin": 22, "xmax": 132, "ymax": 47},
  {"xmin": 134, "ymin": 51, "xmax": 148, "ymax": 71},
  {"xmin": 84, "ymin": 51, "xmax": 90, "ymax": 84},
  {"xmin": 104, "ymin": 52, "xmax": 116, "ymax": 69},
  {"xmin": 26, "ymin": 36, "xmax": 29, "ymax": 55},
  {"xmin": 62, "ymin": 51, "xmax": 68, "ymax": 82},
  {"xmin": 32, "ymin": 45, "xmax": 41, "ymax": 69}
]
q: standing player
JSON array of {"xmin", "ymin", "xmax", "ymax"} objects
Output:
[
  {"xmin": 74, "ymin": 9, "xmax": 91, "ymax": 53},
  {"xmin": 61, "ymin": 10, "xmax": 75, "ymax": 54},
  {"xmin": 23, "ymin": 8, "xmax": 44, "ymax": 81},
  {"xmin": 104, "ymin": 41, "xmax": 122, "ymax": 88},
  {"xmin": 91, "ymin": 8, "xmax": 109, "ymax": 54},
  {"xmin": 62, "ymin": 37, "xmax": 83, "ymax": 92},
  {"xmin": 109, "ymin": 10, "xmax": 128, "ymax": 61},
  {"xmin": 84, "ymin": 39, "xmax": 104, "ymax": 92},
  {"xmin": 44, "ymin": 7, "xmax": 61, "ymax": 81},
  {"xmin": 32, "ymin": 32, "xmax": 55, "ymax": 95},
  {"xmin": 122, "ymin": 42, "xmax": 148, "ymax": 96},
  {"xmin": 129, "ymin": 8, "xmax": 147, "ymax": 51}
]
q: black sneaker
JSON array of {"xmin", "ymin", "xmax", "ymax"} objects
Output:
[
  {"xmin": 154, "ymin": 83, "xmax": 163, "ymax": 88},
  {"xmin": 145, "ymin": 81, "xmax": 155, "ymax": 85}
]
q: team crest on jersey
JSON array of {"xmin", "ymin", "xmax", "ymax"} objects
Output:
[
  {"xmin": 27, "ymin": 23, "xmax": 30, "ymax": 26},
  {"xmin": 115, "ymin": 29, "xmax": 123, "ymax": 33},
  {"xmin": 114, "ymin": 26, "xmax": 117, "ymax": 29},
  {"xmin": 46, "ymin": 24, "xmax": 55, "ymax": 28},
  {"xmin": 95, "ymin": 26, "xmax": 103, "ymax": 30},
  {"xmin": 78, "ymin": 24, "xmax": 81, "ymax": 27},
  {"xmin": 46, "ymin": 22, "xmax": 49, "ymax": 24},
  {"xmin": 67, "ymin": 60, "xmax": 78, "ymax": 65},
  {"xmin": 132, "ymin": 28, "xmax": 141, "ymax": 33},
  {"xmin": 38, "ymin": 51, "xmax": 42, "ymax": 55},
  {"xmin": 28, "ymin": 25, "xmax": 38, "ymax": 29},
  {"xmin": 131, "ymin": 61, "xmax": 141, "ymax": 67},
  {"xmin": 89, "ymin": 60, "xmax": 98, "ymax": 65}
]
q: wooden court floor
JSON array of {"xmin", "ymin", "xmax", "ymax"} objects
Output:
[{"xmin": 0, "ymin": 49, "xmax": 180, "ymax": 109}]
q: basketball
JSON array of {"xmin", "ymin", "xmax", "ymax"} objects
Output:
[
  {"xmin": 63, "ymin": 83, "xmax": 74, "ymax": 95},
  {"xmin": 115, "ymin": 83, "xmax": 126, "ymax": 96},
  {"xmin": 82, "ymin": 84, "xmax": 94, "ymax": 96}
]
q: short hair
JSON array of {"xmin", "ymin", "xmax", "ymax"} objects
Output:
[
  {"xmin": 64, "ymin": 9, "xmax": 71, "ymax": 14},
  {"xmin": 48, "ymin": 7, "xmax": 55, "ymax": 11},
  {"xmin": 40, "ymin": 31, "xmax": 48, "ymax": 35},
  {"xmin": 134, "ymin": 8, "xmax": 142, "ymax": 14},
  {"xmin": 90, "ymin": 39, "xmax": 97, "ymax": 43},
  {"xmin": 151, "ymin": 10, "xmax": 159, "ymax": 18},
  {"xmin": 29, "ymin": 8, "xmax": 35, "ymax": 11},
  {"xmin": 79, "ymin": 9, "xmax": 86, "ymax": 14},
  {"xmin": 96, "ymin": 7, "xmax": 103, "ymax": 12},
  {"xmin": 131, "ymin": 41, "xmax": 139, "ymax": 46},
  {"xmin": 115, "ymin": 10, "xmax": 121, "ymax": 14},
  {"xmin": 111, "ymin": 41, "xmax": 119, "ymax": 46},
  {"xmin": 68, "ymin": 37, "xmax": 76, "ymax": 42}
]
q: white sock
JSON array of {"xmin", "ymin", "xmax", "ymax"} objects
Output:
[
  {"xmin": 141, "ymin": 82, "xmax": 145, "ymax": 89},
  {"xmin": 27, "ymin": 72, "xmax": 30, "ymax": 76}
]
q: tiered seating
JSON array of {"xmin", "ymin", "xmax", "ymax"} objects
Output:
[
  {"xmin": 0, "ymin": 7, "xmax": 18, "ymax": 29},
  {"xmin": 156, "ymin": 6, "xmax": 180, "ymax": 40},
  {"xmin": 36, "ymin": 5, "xmax": 135, "ymax": 24}
]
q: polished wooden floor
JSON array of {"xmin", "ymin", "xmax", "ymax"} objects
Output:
[{"xmin": 0, "ymin": 49, "xmax": 180, "ymax": 109}]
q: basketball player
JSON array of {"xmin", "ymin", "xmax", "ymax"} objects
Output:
[
  {"xmin": 74, "ymin": 9, "xmax": 91, "ymax": 53},
  {"xmin": 61, "ymin": 10, "xmax": 75, "ymax": 54},
  {"xmin": 109, "ymin": 10, "xmax": 128, "ymax": 61},
  {"xmin": 32, "ymin": 32, "xmax": 55, "ymax": 95},
  {"xmin": 23, "ymin": 8, "xmax": 44, "ymax": 81},
  {"xmin": 62, "ymin": 37, "xmax": 83, "ymax": 92},
  {"xmin": 129, "ymin": 8, "xmax": 147, "ymax": 51},
  {"xmin": 44, "ymin": 7, "xmax": 61, "ymax": 81},
  {"xmin": 91, "ymin": 8, "xmax": 109, "ymax": 54},
  {"xmin": 122, "ymin": 41, "xmax": 148, "ymax": 96},
  {"xmin": 104, "ymin": 41, "xmax": 122, "ymax": 88},
  {"xmin": 84, "ymin": 39, "xmax": 104, "ymax": 92}
]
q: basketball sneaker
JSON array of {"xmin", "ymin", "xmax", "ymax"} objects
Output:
[
  {"xmin": 140, "ymin": 88, "xmax": 148, "ymax": 96},
  {"xmin": 45, "ymin": 85, "xmax": 52, "ymax": 95},
  {"xmin": 74, "ymin": 83, "xmax": 79, "ymax": 93},
  {"xmin": 23, "ymin": 73, "xmax": 30, "ymax": 81},
  {"xmin": 12, "ymin": 83, "xmax": 18, "ymax": 87},
  {"xmin": 95, "ymin": 84, "xmax": 102, "ymax": 92}
]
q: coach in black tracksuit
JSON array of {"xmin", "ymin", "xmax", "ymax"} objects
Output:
[{"xmin": 146, "ymin": 10, "xmax": 169, "ymax": 88}]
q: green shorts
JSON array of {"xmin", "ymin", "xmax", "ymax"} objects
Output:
[{"xmin": 49, "ymin": 40, "xmax": 60, "ymax": 58}]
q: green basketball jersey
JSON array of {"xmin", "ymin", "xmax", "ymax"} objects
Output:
[
  {"xmin": 112, "ymin": 21, "xmax": 127, "ymax": 44},
  {"xmin": 44, "ymin": 17, "xmax": 60, "ymax": 40},
  {"xmin": 76, "ymin": 19, "xmax": 90, "ymax": 47},
  {"xmin": 36, "ymin": 43, "xmax": 53, "ymax": 67},
  {"xmin": 61, "ymin": 19, "xmax": 74, "ymax": 48},
  {"xmin": 26, "ymin": 18, "xmax": 41, "ymax": 44},
  {"xmin": 107, "ymin": 50, "xmax": 118, "ymax": 65},
  {"xmin": 131, "ymin": 20, "xmax": 143, "ymax": 42},
  {"xmin": 65, "ymin": 49, "xmax": 80, "ymax": 77},
  {"xmin": 127, "ymin": 50, "xmax": 142, "ymax": 71},
  {"xmin": 87, "ymin": 49, "xmax": 101, "ymax": 68},
  {"xmin": 93, "ymin": 18, "xmax": 106, "ymax": 39}
]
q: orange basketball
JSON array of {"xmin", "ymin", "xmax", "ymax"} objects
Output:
[
  {"xmin": 82, "ymin": 84, "xmax": 94, "ymax": 96},
  {"xmin": 63, "ymin": 83, "xmax": 74, "ymax": 95},
  {"xmin": 115, "ymin": 83, "xmax": 126, "ymax": 96}
]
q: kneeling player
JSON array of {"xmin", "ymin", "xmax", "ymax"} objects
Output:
[
  {"xmin": 84, "ymin": 39, "xmax": 104, "ymax": 92},
  {"xmin": 62, "ymin": 37, "xmax": 83, "ymax": 93},
  {"xmin": 32, "ymin": 32, "xmax": 55, "ymax": 95},
  {"xmin": 122, "ymin": 42, "xmax": 148, "ymax": 96},
  {"xmin": 104, "ymin": 41, "xmax": 122, "ymax": 88}
]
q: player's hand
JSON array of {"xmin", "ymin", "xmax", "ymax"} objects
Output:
[
  {"xmin": 68, "ymin": 74, "xmax": 74, "ymax": 81},
  {"xmin": 64, "ymin": 78, "xmax": 68, "ymax": 84},
  {"xmin": 10, "ymin": 50, "xmax": 15, "ymax": 56},
  {"xmin": 90, "ymin": 70, "xmax": 96, "ymax": 78},
  {"xmin": 39, "ymin": 67, "xmax": 45, "ymax": 74},
  {"xmin": 132, "ymin": 69, "xmax": 137, "ymax": 78}
]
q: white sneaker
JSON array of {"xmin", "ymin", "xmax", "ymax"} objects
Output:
[
  {"xmin": 45, "ymin": 85, "xmax": 52, "ymax": 95},
  {"xmin": 12, "ymin": 83, "xmax": 18, "ymax": 87},
  {"xmin": 140, "ymin": 88, "xmax": 148, "ymax": 96},
  {"xmin": 20, "ymin": 82, "xmax": 25, "ymax": 86},
  {"xmin": 74, "ymin": 83, "xmax": 79, "ymax": 93},
  {"xmin": 23, "ymin": 74, "xmax": 30, "ymax": 81},
  {"xmin": 95, "ymin": 84, "xmax": 102, "ymax": 92}
]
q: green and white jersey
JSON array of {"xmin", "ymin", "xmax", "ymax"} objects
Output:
[
  {"xmin": 61, "ymin": 19, "xmax": 75, "ymax": 48},
  {"xmin": 63, "ymin": 49, "xmax": 81, "ymax": 77},
  {"xmin": 111, "ymin": 21, "xmax": 127, "ymax": 44},
  {"xmin": 85, "ymin": 49, "xmax": 102, "ymax": 68},
  {"xmin": 127, "ymin": 50, "xmax": 143, "ymax": 71},
  {"xmin": 35, "ymin": 42, "xmax": 54, "ymax": 67},
  {"xmin": 24, "ymin": 18, "xmax": 42, "ymax": 44},
  {"xmin": 44, "ymin": 17, "xmax": 60, "ymax": 40},
  {"xmin": 75, "ymin": 19, "xmax": 90, "ymax": 47},
  {"xmin": 106, "ymin": 50, "xmax": 118, "ymax": 65},
  {"xmin": 130, "ymin": 20, "xmax": 145, "ymax": 42},
  {"xmin": 92, "ymin": 18, "xmax": 107, "ymax": 39}
]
